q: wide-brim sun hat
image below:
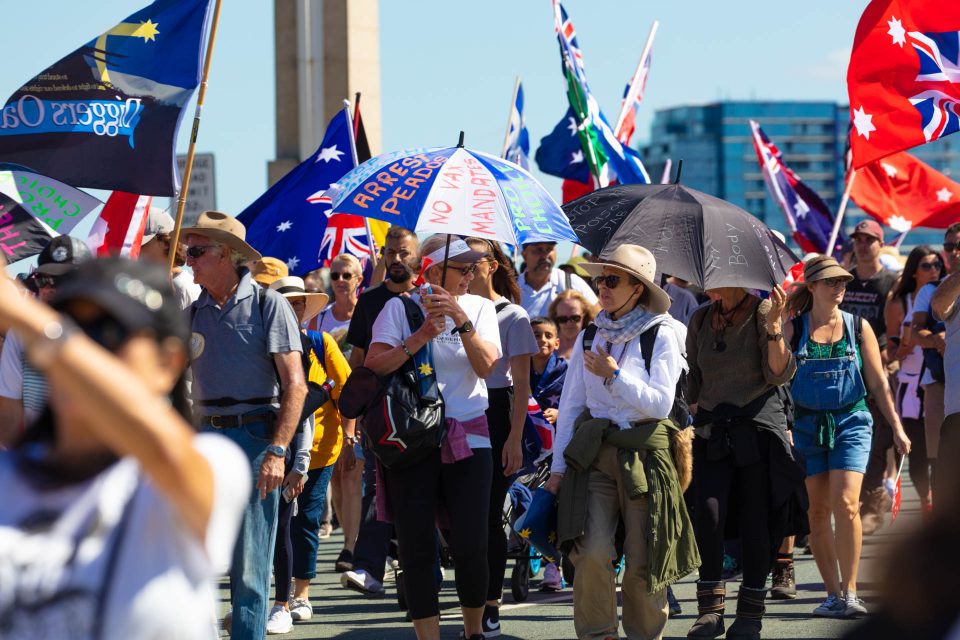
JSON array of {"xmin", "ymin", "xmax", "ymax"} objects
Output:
[
  {"xmin": 801, "ymin": 256, "xmax": 854, "ymax": 284},
  {"xmin": 180, "ymin": 210, "xmax": 261, "ymax": 262},
  {"xmin": 268, "ymin": 276, "xmax": 328, "ymax": 322},
  {"xmin": 580, "ymin": 244, "xmax": 671, "ymax": 314}
]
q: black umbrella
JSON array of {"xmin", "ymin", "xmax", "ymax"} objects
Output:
[{"xmin": 563, "ymin": 182, "xmax": 799, "ymax": 291}]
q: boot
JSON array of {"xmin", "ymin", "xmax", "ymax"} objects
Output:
[
  {"xmin": 860, "ymin": 487, "xmax": 887, "ymax": 536},
  {"xmin": 726, "ymin": 585, "xmax": 767, "ymax": 639},
  {"xmin": 770, "ymin": 557, "xmax": 796, "ymax": 600},
  {"xmin": 687, "ymin": 580, "xmax": 725, "ymax": 638}
]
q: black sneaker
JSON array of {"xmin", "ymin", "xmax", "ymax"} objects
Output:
[
  {"xmin": 335, "ymin": 549, "xmax": 353, "ymax": 573},
  {"xmin": 770, "ymin": 561, "xmax": 797, "ymax": 600},
  {"xmin": 482, "ymin": 604, "xmax": 501, "ymax": 638}
]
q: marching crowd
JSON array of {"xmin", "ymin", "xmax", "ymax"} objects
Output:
[{"xmin": 1, "ymin": 208, "xmax": 960, "ymax": 640}]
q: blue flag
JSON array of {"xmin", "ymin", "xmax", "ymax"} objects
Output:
[
  {"xmin": 535, "ymin": 107, "xmax": 592, "ymax": 182},
  {"xmin": 0, "ymin": 0, "xmax": 211, "ymax": 196},
  {"xmin": 237, "ymin": 109, "xmax": 357, "ymax": 277},
  {"xmin": 504, "ymin": 81, "xmax": 530, "ymax": 170}
]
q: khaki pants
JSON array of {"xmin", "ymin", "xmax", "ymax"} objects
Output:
[
  {"xmin": 569, "ymin": 443, "xmax": 668, "ymax": 640},
  {"xmin": 923, "ymin": 382, "xmax": 945, "ymax": 459}
]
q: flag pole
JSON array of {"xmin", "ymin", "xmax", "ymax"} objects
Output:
[
  {"xmin": 893, "ymin": 231, "xmax": 909, "ymax": 249},
  {"xmin": 561, "ymin": 49, "xmax": 602, "ymax": 190},
  {"xmin": 613, "ymin": 20, "xmax": 658, "ymax": 141},
  {"xmin": 501, "ymin": 76, "xmax": 521, "ymax": 159},
  {"xmin": 168, "ymin": 0, "xmax": 224, "ymax": 272},
  {"xmin": 826, "ymin": 169, "xmax": 856, "ymax": 257},
  {"xmin": 344, "ymin": 98, "xmax": 378, "ymax": 268}
]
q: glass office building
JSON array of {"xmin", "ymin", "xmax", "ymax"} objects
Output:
[{"xmin": 639, "ymin": 101, "xmax": 960, "ymax": 250}]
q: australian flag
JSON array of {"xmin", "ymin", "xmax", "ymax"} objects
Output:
[
  {"xmin": 504, "ymin": 81, "xmax": 530, "ymax": 170},
  {"xmin": 238, "ymin": 108, "xmax": 356, "ymax": 277},
  {"xmin": 0, "ymin": 0, "xmax": 211, "ymax": 196},
  {"xmin": 750, "ymin": 120, "xmax": 841, "ymax": 256},
  {"xmin": 535, "ymin": 107, "xmax": 591, "ymax": 183}
]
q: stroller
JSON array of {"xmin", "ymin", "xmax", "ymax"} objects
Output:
[{"xmin": 503, "ymin": 459, "xmax": 555, "ymax": 602}]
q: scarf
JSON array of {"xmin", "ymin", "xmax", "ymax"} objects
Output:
[
  {"xmin": 532, "ymin": 352, "xmax": 567, "ymax": 409},
  {"xmin": 594, "ymin": 305, "xmax": 660, "ymax": 345}
]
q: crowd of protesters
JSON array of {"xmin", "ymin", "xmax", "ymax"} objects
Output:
[{"xmin": 3, "ymin": 208, "xmax": 960, "ymax": 640}]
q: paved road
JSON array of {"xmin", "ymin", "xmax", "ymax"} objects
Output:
[{"xmin": 217, "ymin": 484, "xmax": 923, "ymax": 639}]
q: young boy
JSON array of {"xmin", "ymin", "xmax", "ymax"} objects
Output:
[{"xmin": 530, "ymin": 317, "xmax": 568, "ymax": 425}]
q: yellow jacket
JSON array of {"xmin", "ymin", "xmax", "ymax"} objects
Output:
[{"xmin": 307, "ymin": 331, "xmax": 352, "ymax": 470}]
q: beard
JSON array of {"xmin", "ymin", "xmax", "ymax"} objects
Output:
[{"xmin": 387, "ymin": 263, "xmax": 414, "ymax": 283}]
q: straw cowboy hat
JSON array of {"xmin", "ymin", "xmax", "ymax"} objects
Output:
[
  {"xmin": 580, "ymin": 244, "xmax": 671, "ymax": 314},
  {"xmin": 268, "ymin": 276, "xmax": 328, "ymax": 322},
  {"xmin": 180, "ymin": 211, "xmax": 261, "ymax": 261}
]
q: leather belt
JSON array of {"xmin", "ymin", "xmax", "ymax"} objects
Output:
[{"xmin": 201, "ymin": 413, "xmax": 273, "ymax": 429}]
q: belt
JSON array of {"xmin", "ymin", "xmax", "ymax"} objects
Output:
[{"xmin": 201, "ymin": 413, "xmax": 273, "ymax": 429}]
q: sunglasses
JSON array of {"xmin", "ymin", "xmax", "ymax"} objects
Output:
[
  {"xmin": 445, "ymin": 264, "xmax": 478, "ymax": 276},
  {"xmin": 820, "ymin": 277, "xmax": 848, "ymax": 288},
  {"xmin": 593, "ymin": 274, "xmax": 622, "ymax": 289},
  {"xmin": 944, "ymin": 242, "xmax": 960, "ymax": 252},
  {"xmin": 76, "ymin": 315, "xmax": 132, "ymax": 352},
  {"xmin": 32, "ymin": 274, "xmax": 59, "ymax": 288},
  {"xmin": 919, "ymin": 261, "xmax": 943, "ymax": 271},
  {"xmin": 184, "ymin": 245, "xmax": 219, "ymax": 259},
  {"xmin": 554, "ymin": 314, "xmax": 583, "ymax": 325},
  {"xmin": 329, "ymin": 271, "xmax": 354, "ymax": 281}
]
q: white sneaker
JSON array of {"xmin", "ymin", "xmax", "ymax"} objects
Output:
[
  {"xmin": 266, "ymin": 605, "xmax": 293, "ymax": 634},
  {"xmin": 289, "ymin": 598, "xmax": 312, "ymax": 621},
  {"xmin": 540, "ymin": 562, "xmax": 562, "ymax": 591},
  {"xmin": 340, "ymin": 569, "xmax": 385, "ymax": 595}
]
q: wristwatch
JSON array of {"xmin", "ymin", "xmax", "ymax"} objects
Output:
[
  {"xmin": 766, "ymin": 331, "xmax": 783, "ymax": 342},
  {"xmin": 266, "ymin": 444, "xmax": 286, "ymax": 458},
  {"xmin": 452, "ymin": 319, "xmax": 474, "ymax": 335}
]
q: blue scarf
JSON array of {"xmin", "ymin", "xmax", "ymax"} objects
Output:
[{"xmin": 594, "ymin": 305, "xmax": 659, "ymax": 345}]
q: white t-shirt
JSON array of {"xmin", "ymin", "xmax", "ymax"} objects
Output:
[
  {"xmin": 0, "ymin": 433, "xmax": 249, "ymax": 639},
  {"xmin": 913, "ymin": 283, "xmax": 938, "ymax": 386},
  {"xmin": 371, "ymin": 293, "xmax": 502, "ymax": 431},
  {"xmin": 519, "ymin": 268, "xmax": 598, "ymax": 318},
  {"xmin": 312, "ymin": 303, "xmax": 354, "ymax": 360},
  {"xmin": 173, "ymin": 269, "xmax": 202, "ymax": 310}
]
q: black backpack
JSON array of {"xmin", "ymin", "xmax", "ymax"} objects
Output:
[
  {"xmin": 582, "ymin": 322, "xmax": 690, "ymax": 429},
  {"xmin": 338, "ymin": 297, "xmax": 446, "ymax": 469}
]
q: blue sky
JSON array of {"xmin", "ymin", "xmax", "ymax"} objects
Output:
[{"xmin": 0, "ymin": 1, "xmax": 867, "ymax": 222}]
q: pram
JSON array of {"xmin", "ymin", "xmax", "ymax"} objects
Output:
[{"xmin": 503, "ymin": 459, "xmax": 554, "ymax": 602}]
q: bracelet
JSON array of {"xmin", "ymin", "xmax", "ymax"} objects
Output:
[
  {"xmin": 344, "ymin": 434, "xmax": 358, "ymax": 445},
  {"xmin": 27, "ymin": 316, "xmax": 79, "ymax": 369},
  {"xmin": 399, "ymin": 340, "xmax": 413, "ymax": 358}
]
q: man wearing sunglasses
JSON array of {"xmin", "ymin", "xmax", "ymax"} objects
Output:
[
  {"xmin": 181, "ymin": 211, "xmax": 307, "ymax": 640},
  {"xmin": 838, "ymin": 219, "xmax": 900, "ymax": 535},
  {"xmin": 0, "ymin": 236, "xmax": 90, "ymax": 444},
  {"xmin": 922, "ymin": 223, "xmax": 960, "ymax": 504},
  {"xmin": 518, "ymin": 241, "xmax": 598, "ymax": 318}
]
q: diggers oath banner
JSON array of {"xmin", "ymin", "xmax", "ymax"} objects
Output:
[{"xmin": 0, "ymin": 0, "xmax": 211, "ymax": 196}]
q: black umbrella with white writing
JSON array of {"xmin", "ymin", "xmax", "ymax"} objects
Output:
[{"xmin": 563, "ymin": 181, "xmax": 799, "ymax": 291}]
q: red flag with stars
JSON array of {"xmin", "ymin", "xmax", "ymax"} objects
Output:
[
  {"xmin": 847, "ymin": 1, "xmax": 960, "ymax": 168},
  {"xmin": 850, "ymin": 150, "xmax": 960, "ymax": 231}
]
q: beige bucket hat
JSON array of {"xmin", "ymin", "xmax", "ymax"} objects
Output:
[
  {"xmin": 268, "ymin": 276, "xmax": 329, "ymax": 322},
  {"xmin": 580, "ymin": 244, "xmax": 671, "ymax": 314},
  {"xmin": 180, "ymin": 211, "xmax": 261, "ymax": 261}
]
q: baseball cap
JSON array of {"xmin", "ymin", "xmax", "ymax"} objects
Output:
[
  {"xmin": 250, "ymin": 257, "xmax": 288, "ymax": 285},
  {"xmin": 141, "ymin": 207, "xmax": 175, "ymax": 246},
  {"xmin": 852, "ymin": 219, "xmax": 884, "ymax": 243},
  {"xmin": 36, "ymin": 236, "xmax": 92, "ymax": 276},
  {"xmin": 52, "ymin": 257, "xmax": 190, "ymax": 347},
  {"xmin": 422, "ymin": 238, "xmax": 488, "ymax": 267}
]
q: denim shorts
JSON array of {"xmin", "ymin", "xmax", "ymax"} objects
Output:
[{"xmin": 793, "ymin": 409, "xmax": 873, "ymax": 476}]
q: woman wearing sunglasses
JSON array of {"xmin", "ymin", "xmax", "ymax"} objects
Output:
[
  {"xmin": 783, "ymin": 256, "xmax": 910, "ymax": 621},
  {"xmin": 0, "ymin": 258, "xmax": 247, "ymax": 638},
  {"xmin": 548, "ymin": 289, "xmax": 596, "ymax": 361},
  {"xmin": 685, "ymin": 275, "xmax": 797, "ymax": 639},
  {"xmin": 366, "ymin": 235, "xmax": 501, "ymax": 640},
  {"xmin": 884, "ymin": 246, "xmax": 942, "ymax": 512},
  {"xmin": 544, "ymin": 244, "xmax": 698, "ymax": 640}
]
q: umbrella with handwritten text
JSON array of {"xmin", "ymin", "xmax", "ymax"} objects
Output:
[
  {"xmin": 325, "ymin": 133, "xmax": 578, "ymax": 247},
  {"xmin": 563, "ymin": 176, "xmax": 798, "ymax": 291}
]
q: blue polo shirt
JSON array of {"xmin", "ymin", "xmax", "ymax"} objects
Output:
[{"xmin": 189, "ymin": 269, "xmax": 302, "ymax": 416}]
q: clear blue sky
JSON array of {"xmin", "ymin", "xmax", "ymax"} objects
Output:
[{"xmin": 0, "ymin": 1, "xmax": 867, "ymax": 221}]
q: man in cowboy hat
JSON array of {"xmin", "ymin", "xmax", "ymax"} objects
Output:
[{"xmin": 183, "ymin": 211, "xmax": 307, "ymax": 639}]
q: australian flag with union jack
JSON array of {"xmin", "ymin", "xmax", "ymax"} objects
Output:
[{"xmin": 847, "ymin": 1, "xmax": 960, "ymax": 167}]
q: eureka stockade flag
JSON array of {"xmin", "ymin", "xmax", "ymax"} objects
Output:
[{"xmin": 0, "ymin": 0, "xmax": 212, "ymax": 196}]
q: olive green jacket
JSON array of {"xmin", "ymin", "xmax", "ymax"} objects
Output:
[{"xmin": 557, "ymin": 414, "xmax": 701, "ymax": 593}]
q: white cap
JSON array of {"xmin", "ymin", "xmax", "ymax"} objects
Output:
[
  {"xmin": 141, "ymin": 207, "xmax": 175, "ymax": 245},
  {"xmin": 423, "ymin": 238, "xmax": 488, "ymax": 267}
]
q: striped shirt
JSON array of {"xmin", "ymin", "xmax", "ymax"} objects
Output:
[{"xmin": 0, "ymin": 331, "xmax": 47, "ymax": 426}]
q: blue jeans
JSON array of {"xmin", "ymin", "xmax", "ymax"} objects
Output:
[
  {"xmin": 202, "ymin": 418, "xmax": 279, "ymax": 640},
  {"xmin": 291, "ymin": 463, "xmax": 335, "ymax": 579}
]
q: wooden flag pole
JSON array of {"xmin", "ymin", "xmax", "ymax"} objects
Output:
[
  {"xmin": 826, "ymin": 169, "xmax": 857, "ymax": 257},
  {"xmin": 344, "ymin": 97, "xmax": 378, "ymax": 269},
  {"xmin": 168, "ymin": 0, "xmax": 224, "ymax": 272},
  {"xmin": 500, "ymin": 76, "xmax": 521, "ymax": 159}
]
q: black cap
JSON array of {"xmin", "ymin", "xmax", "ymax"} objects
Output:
[
  {"xmin": 52, "ymin": 258, "xmax": 190, "ymax": 347},
  {"xmin": 36, "ymin": 236, "xmax": 92, "ymax": 276}
]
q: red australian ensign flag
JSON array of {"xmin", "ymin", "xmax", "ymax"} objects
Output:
[
  {"xmin": 851, "ymin": 150, "xmax": 960, "ymax": 231},
  {"xmin": 847, "ymin": 1, "xmax": 960, "ymax": 168}
]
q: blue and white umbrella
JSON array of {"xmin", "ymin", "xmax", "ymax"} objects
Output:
[{"xmin": 325, "ymin": 136, "xmax": 578, "ymax": 246}]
